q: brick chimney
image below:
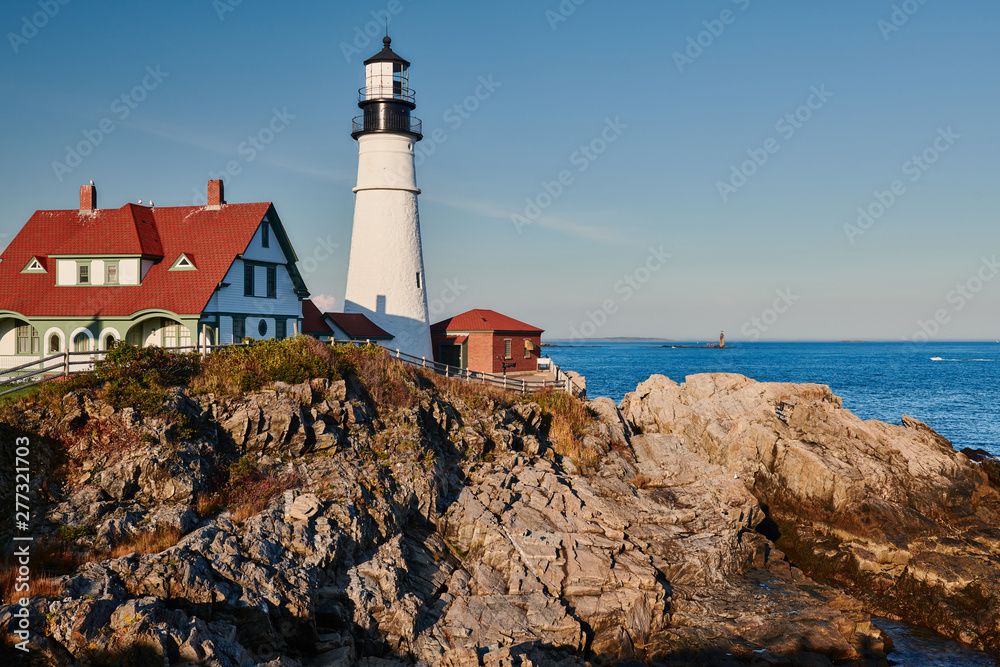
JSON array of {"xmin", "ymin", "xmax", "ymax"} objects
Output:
[
  {"xmin": 207, "ymin": 179, "xmax": 226, "ymax": 208},
  {"xmin": 80, "ymin": 182, "xmax": 97, "ymax": 212}
]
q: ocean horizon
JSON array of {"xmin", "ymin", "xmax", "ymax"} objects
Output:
[{"xmin": 543, "ymin": 340, "xmax": 1000, "ymax": 457}]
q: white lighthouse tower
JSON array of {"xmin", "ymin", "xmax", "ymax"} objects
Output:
[{"xmin": 343, "ymin": 35, "xmax": 433, "ymax": 359}]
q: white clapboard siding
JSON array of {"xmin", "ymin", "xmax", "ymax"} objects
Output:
[
  {"xmin": 203, "ymin": 259, "xmax": 301, "ymax": 319},
  {"xmin": 240, "ymin": 221, "xmax": 287, "ymax": 264}
]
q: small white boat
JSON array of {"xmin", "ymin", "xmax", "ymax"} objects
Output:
[{"xmin": 930, "ymin": 357, "xmax": 943, "ymax": 361}]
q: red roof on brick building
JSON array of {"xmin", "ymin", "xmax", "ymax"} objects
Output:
[
  {"xmin": 0, "ymin": 200, "xmax": 276, "ymax": 318},
  {"xmin": 431, "ymin": 309, "xmax": 543, "ymax": 334}
]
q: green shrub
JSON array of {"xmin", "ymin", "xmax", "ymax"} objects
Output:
[
  {"xmin": 191, "ymin": 336, "xmax": 337, "ymax": 395},
  {"xmin": 90, "ymin": 343, "xmax": 200, "ymax": 413}
]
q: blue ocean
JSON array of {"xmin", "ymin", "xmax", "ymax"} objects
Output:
[
  {"xmin": 545, "ymin": 340, "xmax": 999, "ymax": 456},
  {"xmin": 546, "ymin": 340, "xmax": 1000, "ymax": 665}
]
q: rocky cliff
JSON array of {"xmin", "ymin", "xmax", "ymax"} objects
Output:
[
  {"xmin": 620, "ymin": 373, "xmax": 1000, "ymax": 655},
  {"xmin": 2, "ymin": 364, "xmax": 992, "ymax": 665}
]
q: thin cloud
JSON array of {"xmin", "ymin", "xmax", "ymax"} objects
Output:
[
  {"xmin": 427, "ymin": 195, "xmax": 627, "ymax": 244},
  {"xmin": 311, "ymin": 293, "xmax": 338, "ymax": 312},
  {"xmin": 125, "ymin": 118, "xmax": 352, "ymax": 183}
]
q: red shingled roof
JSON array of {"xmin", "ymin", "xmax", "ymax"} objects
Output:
[
  {"xmin": 0, "ymin": 201, "xmax": 272, "ymax": 318},
  {"xmin": 431, "ymin": 309, "xmax": 543, "ymax": 334},
  {"xmin": 301, "ymin": 300, "xmax": 393, "ymax": 340},
  {"xmin": 301, "ymin": 299, "xmax": 334, "ymax": 335},
  {"xmin": 325, "ymin": 312, "xmax": 392, "ymax": 339}
]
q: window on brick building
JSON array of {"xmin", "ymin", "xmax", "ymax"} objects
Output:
[{"xmin": 504, "ymin": 338, "xmax": 512, "ymax": 359}]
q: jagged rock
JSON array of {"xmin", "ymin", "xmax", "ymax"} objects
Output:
[
  {"xmin": 284, "ymin": 492, "xmax": 323, "ymax": 523},
  {"xmin": 2, "ymin": 370, "xmax": 944, "ymax": 665},
  {"xmin": 94, "ymin": 506, "xmax": 146, "ymax": 549},
  {"xmin": 148, "ymin": 503, "xmax": 200, "ymax": 534},
  {"xmin": 588, "ymin": 396, "xmax": 631, "ymax": 447},
  {"xmin": 136, "ymin": 443, "xmax": 214, "ymax": 503},
  {"xmin": 621, "ymin": 372, "xmax": 1000, "ymax": 654},
  {"xmin": 100, "ymin": 458, "xmax": 142, "ymax": 500}
]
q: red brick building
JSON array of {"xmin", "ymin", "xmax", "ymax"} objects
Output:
[{"xmin": 431, "ymin": 309, "xmax": 543, "ymax": 374}]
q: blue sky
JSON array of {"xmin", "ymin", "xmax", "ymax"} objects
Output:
[{"xmin": 1, "ymin": 0, "xmax": 997, "ymax": 341}]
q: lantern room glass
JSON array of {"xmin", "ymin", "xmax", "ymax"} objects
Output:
[{"xmin": 365, "ymin": 62, "xmax": 410, "ymax": 102}]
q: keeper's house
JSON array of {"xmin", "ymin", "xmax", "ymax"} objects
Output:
[
  {"xmin": 431, "ymin": 309, "xmax": 543, "ymax": 374},
  {"xmin": 0, "ymin": 180, "xmax": 308, "ymax": 370}
]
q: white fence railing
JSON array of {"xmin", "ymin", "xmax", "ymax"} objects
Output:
[{"xmin": 0, "ymin": 339, "xmax": 581, "ymax": 400}]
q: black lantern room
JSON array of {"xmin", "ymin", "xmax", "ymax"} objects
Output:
[{"xmin": 352, "ymin": 36, "xmax": 422, "ymax": 140}]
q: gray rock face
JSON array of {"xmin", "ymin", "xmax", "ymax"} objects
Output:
[
  {"xmin": 621, "ymin": 372, "xmax": 1000, "ymax": 654},
  {"xmin": 0, "ymin": 376, "xmax": 908, "ymax": 665}
]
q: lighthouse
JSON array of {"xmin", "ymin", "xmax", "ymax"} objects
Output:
[{"xmin": 343, "ymin": 35, "xmax": 433, "ymax": 359}]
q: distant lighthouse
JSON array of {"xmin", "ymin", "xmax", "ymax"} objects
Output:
[{"xmin": 343, "ymin": 35, "xmax": 433, "ymax": 359}]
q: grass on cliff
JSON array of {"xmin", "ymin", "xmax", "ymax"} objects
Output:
[
  {"xmin": 531, "ymin": 389, "xmax": 601, "ymax": 469},
  {"xmin": 1, "ymin": 342, "xmax": 201, "ymax": 419},
  {"xmin": 0, "ymin": 526, "xmax": 183, "ymax": 604},
  {"xmin": 2, "ymin": 337, "xmax": 601, "ymax": 470},
  {"xmin": 191, "ymin": 336, "xmax": 343, "ymax": 394},
  {"xmin": 196, "ymin": 454, "xmax": 302, "ymax": 523}
]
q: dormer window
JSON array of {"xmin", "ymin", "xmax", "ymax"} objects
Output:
[
  {"xmin": 78, "ymin": 263, "xmax": 90, "ymax": 285},
  {"xmin": 106, "ymin": 262, "xmax": 119, "ymax": 284},
  {"xmin": 169, "ymin": 254, "xmax": 196, "ymax": 271},
  {"xmin": 22, "ymin": 257, "xmax": 46, "ymax": 273}
]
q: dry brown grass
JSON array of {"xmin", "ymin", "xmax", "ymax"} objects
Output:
[
  {"xmin": 528, "ymin": 389, "xmax": 601, "ymax": 469},
  {"xmin": 0, "ymin": 567, "xmax": 65, "ymax": 603},
  {"xmin": 0, "ymin": 525, "xmax": 183, "ymax": 603},
  {"xmin": 196, "ymin": 455, "xmax": 302, "ymax": 523},
  {"xmin": 428, "ymin": 372, "xmax": 517, "ymax": 412},
  {"xmin": 339, "ymin": 344, "xmax": 421, "ymax": 413},
  {"xmin": 107, "ymin": 526, "xmax": 182, "ymax": 558}
]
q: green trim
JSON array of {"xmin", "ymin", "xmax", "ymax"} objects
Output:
[
  {"xmin": 76, "ymin": 260, "xmax": 92, "ymax": 285},
  {"xmin": 21, "ymin": 257, "xmax": 47, "ymax": 274},
  {"xmin": 105, "ymin": 260, "xmax": 120, "ymax": 284},
  {"xmin": 47, "ymin": 254, "xmax": 146, "ymax": 260},
  {"xmin": 14, "ymin": 324, "xmax": 40, "ymax": 356},
  {"xmin": 264, "ymin": 205, "xmax": 310, "ymax": 297},
  {"xmin": 242, "ymin": 261, "xmax": 278, "ymax": 299}
]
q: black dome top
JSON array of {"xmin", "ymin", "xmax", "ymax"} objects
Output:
[{"xmin": 363, "ymin": 35, "xmax": 410, "ymax": 67}]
